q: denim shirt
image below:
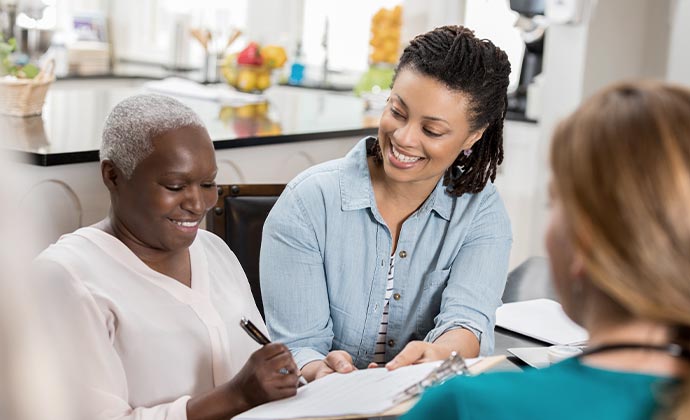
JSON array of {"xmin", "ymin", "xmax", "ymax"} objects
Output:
[{"xmin": 260, "ymin": 138, "xmax": 512, "ymax": 369}]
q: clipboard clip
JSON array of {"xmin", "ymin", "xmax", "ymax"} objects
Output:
[{"xmin": 393, "ymin": 351, "xmax": 470, "ymax": 403}]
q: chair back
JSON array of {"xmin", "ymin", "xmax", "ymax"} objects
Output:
[
  {"xmin": 206, "ymin": 184, "xmax": 286, "ymax": 317},
  {"xmin": 502, "ymin": 256, "xmax": 558, "ymax": 303}
]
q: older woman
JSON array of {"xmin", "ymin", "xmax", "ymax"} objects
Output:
[
  {"xmin": 260, "ymin": 25, "xmax": 512, "ymax": 381},
  {"xmin": 403, "ymin": 82, "xmax": 690, "ymax": 419},
  {"xmin": 32, "ymin": 94, "xmax": 299, "ymax": 420}
]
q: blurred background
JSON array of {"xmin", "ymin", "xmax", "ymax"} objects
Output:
[
  {"xmin": 1, "ymin": 2, "xmax": 689, "ymax": 416},
  {"xmin": 2, "ymin": 0, "xmax": 689, "ymax": 267}
]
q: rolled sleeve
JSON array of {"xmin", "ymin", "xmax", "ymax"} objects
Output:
[
  {"xmin": 424, "ymin": 187, "xmax": 512, "ymax": 355},
  {"xmin": 260, "ymin": 184, "xmax": 334, "ymax": 367}
]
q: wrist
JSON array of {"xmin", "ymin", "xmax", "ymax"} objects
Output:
[
  {"xmin": 223, "ymin": 379, "xmax": 252, "ymax": 415},
  {"xmin": 185, "ymin": 381, "xmax": 251, "ymax": 420}
]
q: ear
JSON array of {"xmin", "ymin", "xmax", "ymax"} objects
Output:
[
  {"xmin": 463, "ymin": 124, "xmax": 488, "ymax": 151},
  {"xmin": 101, "ymin": 160, "xmax": 122, "ymax": 193},
  {"xmin": 570, "ymin": 251, "xmax": 587, "ymax": 280}
]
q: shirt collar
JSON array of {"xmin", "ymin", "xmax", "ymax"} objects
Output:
[
  {"xmin": 338, "ymin": 137, "xmax": 455, "ymax": 220},
  {"xmin": 339, "ymin": 137, "xmax": 374, "ymax": 211}
]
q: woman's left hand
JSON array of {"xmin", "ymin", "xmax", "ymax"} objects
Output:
[
  {"xmin": 384, "ymin": 341, "xmax": 451, "ymax": 370},
  {"xmin": 384, "ymin": 329, "xmax": 480, "ymax": 370}
]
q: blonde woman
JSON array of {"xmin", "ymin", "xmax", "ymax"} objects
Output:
[{"xmin": 403, "ymin": 81, "xmax": 690, "ymax": 419}]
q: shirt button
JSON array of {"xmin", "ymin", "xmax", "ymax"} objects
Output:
[
  {"xmin": 399, "ymin": 250, "xmax": 407, "ymax": 258},
  {"xmin": 388, "ymin": 339, "xmax": 396, "ymax": 347},
  {"xmin": 393, "ymin": 293, "xmax": 401, "ymax": 301}
]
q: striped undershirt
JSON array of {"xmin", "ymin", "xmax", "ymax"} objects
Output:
[{"xmin": 373, "ymin": 254, "xmax": 395, "ymax": 365}]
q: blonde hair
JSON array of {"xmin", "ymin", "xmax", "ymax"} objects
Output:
[{"xmin": 551, "ymin": 80, "xmax": 690, "ymax": 418}]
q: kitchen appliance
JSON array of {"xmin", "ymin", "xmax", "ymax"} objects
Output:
[{"xmin": 508, "ymin": 0, "xmax": 546, "ymax": 115}]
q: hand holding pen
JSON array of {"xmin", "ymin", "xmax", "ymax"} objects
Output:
[{"xmin": 240, "ymin": 317, "xmax": 309, "ymax": 386}]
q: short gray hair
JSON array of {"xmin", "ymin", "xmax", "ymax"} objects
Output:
[{"xmin": 100, "ymin": 94, "xmax": 206, "ymax": 178}]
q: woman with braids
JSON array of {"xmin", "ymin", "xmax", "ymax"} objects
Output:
[
  {"xmin": 404, "ymin": 81, "xmax": 690, "ymax": 419},
  {"xmin": 260, "ymin": 25, "xmax": 513, "ymax": 381}
]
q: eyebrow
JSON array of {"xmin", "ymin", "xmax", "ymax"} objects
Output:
[
  {"xmin": 160, "ymin": 170, "xmax": 218, "ymax": 177},
  {"xmin": 392, "ymin": 94, "xmax": 450, "ymax": 124}
]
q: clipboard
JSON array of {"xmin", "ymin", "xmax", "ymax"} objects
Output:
[{"xmin": 232, "ymin": 354, "xmax": 506, "ymax": 420}]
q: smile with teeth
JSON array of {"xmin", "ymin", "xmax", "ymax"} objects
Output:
[
  {"xmin": 392, "ymin": 145, "xmax": 422, "ymax": 163},
  {"xmin": 169, "ymin": 219, "xmax": 199, "ymax": 228}
]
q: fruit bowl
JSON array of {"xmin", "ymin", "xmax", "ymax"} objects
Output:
[
  {"xmin": 222, "ymin": 62, "xmax": 272, "ymax": 93},
  {"xmin": 221, "ymin": 42, "xmax": 286, "ymax": 93}
]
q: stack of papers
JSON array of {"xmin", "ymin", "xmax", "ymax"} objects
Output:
[
  {"xmin": 233, "ymin": 358, "xmax": 483, "ymax": 420},
  {"xmin": 143, "ymin": 77, "xmax": 267, "ymax": 106},
  {"xmin": 496, "ymin": 298, "xmax": 588, "ymax": 345}
]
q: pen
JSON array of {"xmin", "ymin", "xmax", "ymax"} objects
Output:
[{"xmin": 240, "ymin": 317, "xmax": 308, "ymax": 386}]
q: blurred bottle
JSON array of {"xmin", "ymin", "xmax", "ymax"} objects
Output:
[
  {"xmin": 49, "ymin": 32, "xmax": 68, "ymax": 77},
  {"xmin": 288, "ymin": 41, "xmax": 304, "ymax": 85}
]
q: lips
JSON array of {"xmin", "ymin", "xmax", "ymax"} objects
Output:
[
  {"xmin": 387, "ymin": 143, "xmax": 425, "ymax": 169},
  {"xmin": 167, "ymin": 218, "xmax": 201, "ymax": 232},
  {"xmin": 391, "ymin": 145, "xmax": 422, "ymax": 163}
]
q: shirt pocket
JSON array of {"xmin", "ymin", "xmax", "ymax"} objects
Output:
[{"xmin": 416, "ymin": 268, "xmax": 450, "ymax": 336}]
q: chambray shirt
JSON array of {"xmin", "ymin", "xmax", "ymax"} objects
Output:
[{"xmin": 260, "ymin": 138, "xmax": 512, "ymax": 369}]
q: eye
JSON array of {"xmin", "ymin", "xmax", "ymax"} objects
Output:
[
  {"xmin": 423, "ymin": 127, "xmax": 442, "ymax": 137},
  {"xmin": 390, "ymin": 106, "xmax": 406, "ymax": 119},
  {"xmin": 201, "ymin": 181, "xmax": 217, "ymax": 189},
  {"xmin": 164, "ymin": 185, "xmax": 184, "ymax": 192}
]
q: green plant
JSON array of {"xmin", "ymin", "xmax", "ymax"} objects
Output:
[{"xmin": 0, "ymin": 36, "xmax": 39, "ymax": 79}]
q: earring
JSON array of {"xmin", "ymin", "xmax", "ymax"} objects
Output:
[{"xmin": 463, "ymin": 149, "xmax": 472, "ymax": 157}]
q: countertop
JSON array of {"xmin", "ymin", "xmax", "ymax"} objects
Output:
[
  {"xmin": 3, "ymin": 82, "xmax": 379, "ymax": 166},
  {"xmin": 3, "ymin": 73, "xmax": 536, "ymax": 166}
]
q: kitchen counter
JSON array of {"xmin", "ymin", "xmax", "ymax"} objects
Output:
[{"xmin": 3, "ymin": 82, "xmax": 378, "ymax": 166}]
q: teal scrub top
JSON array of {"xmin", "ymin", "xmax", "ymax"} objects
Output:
[{"xmin": 402, "ymin": 357, "xmax": 674, "ymax": 420}]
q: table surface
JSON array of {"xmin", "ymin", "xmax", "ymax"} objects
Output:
[{"xmin": 2, "ymin": 83, "xmax": 379, "ymax": 165}]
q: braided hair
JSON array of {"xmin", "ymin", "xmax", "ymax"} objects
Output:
[{"xmin": 369, "ymin": 25, "xmax": 511, "ymax": 196}]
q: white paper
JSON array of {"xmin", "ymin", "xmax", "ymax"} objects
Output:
[
  {"xmin": 496, "ymin": 298, "xmax": 589, "ymax": 345},
  {"xmin": 233, "ymin": 358, "xmax": 480, "ymax": 420},
  {"xmin": 143, "ymin": 77, "xmax": 267, "ymax": 105},
  {"xmin": 507, "ymin": 347, "xmax": 551, "ymax": 369}
]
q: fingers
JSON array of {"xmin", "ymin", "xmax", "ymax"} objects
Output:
[
  {"xmin": 324, "ymin": 350, "xmax": 355, "ymax": 373},
  {"xmin": 313, "ymin": 362, "xmax": 335, "ymax": 380},
  {"xmin": 367, "ymin": 362, "xmax": 380, "ymax": 369},
  {"xmin": 386, "ymin": 341, "xmax": 428, "ymax": 370},
  {"xmin": 258, "ymin": 342, "xmax": 292, "ymax": 360}
]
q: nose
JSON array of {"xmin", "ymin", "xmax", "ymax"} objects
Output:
[
  {"xmin": 393, "ymin": 123, "xmax": 415, "ymax": 147},
  {"xmin": 182, "ymin": 185, "xmax": 206, "ymax": 215}
]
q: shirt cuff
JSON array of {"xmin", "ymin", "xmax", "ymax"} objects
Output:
[
  {"xmin": 291, "ymin": 347, "xmax": 327, "ymax": 370},
  {"xmin": 171, "ymin": 395, "xmax": 192, "ymax": 420}
]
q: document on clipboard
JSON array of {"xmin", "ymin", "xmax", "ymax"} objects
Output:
[{"xmin": 232, "ymin": 354, "xmax": 506, "ymax": 420}]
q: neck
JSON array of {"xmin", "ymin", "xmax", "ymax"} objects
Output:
[
  {"xmin": 368, "ymin": 157, "xmax": 440, "ymax": 208},
  {"xmin": 96, "ymin": 216, "xmax": 191, "ymax": 286},
  {"xmin": 582, "ymin": 314, "xmax": 688, "ymax": 377}
]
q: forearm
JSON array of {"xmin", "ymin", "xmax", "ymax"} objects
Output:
[
  {"xmin": 186, "ymin": 383, "xmax": 249, "ymax": 420},
  {"xmin": 433, "ymin": 328, "xmax": 480, "ymax": 358}
]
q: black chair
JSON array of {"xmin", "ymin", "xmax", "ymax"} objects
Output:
[
  {"xmin": 502, "ymin": 256, "xmax": 557, "ymax": 303},
  {"xmin": 206, "ymin": 184, "xmax": 286, "ymax": 317}
]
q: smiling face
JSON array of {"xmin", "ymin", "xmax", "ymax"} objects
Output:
[
  {"xmin": 376, "ymin": 68, "xmax": 485, "ymax": 189},
  {"xmin": 105, "ymin": 125, "xmax": 218, "ymax": 256}
]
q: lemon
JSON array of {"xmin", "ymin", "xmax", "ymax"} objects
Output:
[
  {"xmin": 237, "ymin": 68, "xmax": 257, "ymax": 92},
  {"xmin": 256, "ymin": 72, "xmax": 271, "ymax": 91}
]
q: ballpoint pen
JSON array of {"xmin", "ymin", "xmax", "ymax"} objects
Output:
[{"xmin": 240, "ymin": 317, "xmax": 309, "ymax": 386}]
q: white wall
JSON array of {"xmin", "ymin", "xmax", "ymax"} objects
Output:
[
  {"xmin": 529, "ymin": 0, "xmax": 679, "ymax": 257},
  {"xmin": 667, "ymin": 0, "xmax": 690, "ymax": 85},
  {"xmin": 401, "ymin": 0, "xmax": 466, "ymax": 43}
]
